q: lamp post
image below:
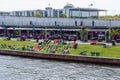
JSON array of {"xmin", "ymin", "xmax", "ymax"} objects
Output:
[
  {"xmin": 88, "ymin": 3, "xmax": 93, "ymax": 18},
  {"xmin": 109, "ymin": 20, "xmax": 111, "ymax": 42},
  {"xmin": 43, "ymin": 21, "xmax": 47, "ymax": 39},
  {"xmin": 2, "ymin": 21, "xmax": 6, "ymax": 37},
  {"xmin": 13, "ymin": 26, "xmax": 15, "ymax": 37},
  {"xmin": 18, "ymin": 16, "xmax": 21, "ymax": 37},
  {"xmin": 80, "ymin": 20, "xmax": 83, "ymax": 41},
  {"xmin": 45, "ymin": 22, "xmax": 48, "ymax": 39},
  {"xmin": 59, "ymin": 22, "xmax": 63, "ymax": 39},
  {"xmin": 30, "ymin": 21, "xmax": 35, "ymax": 39},
  {"xmin": 78, "ymin": 7, "xmax": 80, "ymax": 18}
]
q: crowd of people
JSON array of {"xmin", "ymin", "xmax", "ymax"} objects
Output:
[{"xmin": 0, "ymin": 39, "xmax": 80, "ymax": 55}]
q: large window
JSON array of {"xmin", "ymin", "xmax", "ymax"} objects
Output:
[
  {"xmin": 27, "ymin": 11, "xmax": 30, "ymax": 17},
  {"xmin": 81, "ymin": 11, "xmax": 89, "ymax": 17},
  {"xmin": 15, "ymin": 12, "xmax": 19, "ymax": 16},
  {"xmin": 81, "ymin": 11, "xmax": 98, "ymax": 18},
  {"xmin": 53, "ymin": 10, "xmax": 58, "ymax": 17},
  {"xmin": 45, "ymin": 11, "xmax": 47, "ymax": 17},
  {"xmin": 70, "ymin": 11, "xmax": 81, "ymax": 18}
]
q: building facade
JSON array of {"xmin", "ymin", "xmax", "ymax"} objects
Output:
[
  {"xmin": 9, "ymin": 3, "xmax": 106, "ymax": 18},
  {"xmin": 0, "ymin": 16, "xmax": 120, "ymax": 41},
  {"xmin": 0, "ymin": 11, "xmax": 10, "ymax": 16}
]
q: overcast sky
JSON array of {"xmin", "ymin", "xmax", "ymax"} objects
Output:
[{"xmin": 0, "ymin": 0, "xmax": 119, "ymax": 15}]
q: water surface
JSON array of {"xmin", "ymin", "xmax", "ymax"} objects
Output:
[{"xmin": 0, "ymin": 55, "xmax": 120, "ymax": 80}]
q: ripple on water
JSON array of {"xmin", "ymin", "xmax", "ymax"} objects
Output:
[{"xmin": 0, "ymin": 55, "xmax": 120, "ymax": 80}]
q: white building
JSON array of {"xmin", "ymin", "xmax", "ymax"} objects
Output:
[
  {"xmin": 0, "ymin": 11, "xmax": 10, "ymax": 16},
  {"xmin": 9, "ymin": 3, "xmax": 106, "ymax": 18}
]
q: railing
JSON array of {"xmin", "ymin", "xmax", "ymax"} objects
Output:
[{"xmin": 0, "ymin": 16, "xmax": 120, "ymax": 28}]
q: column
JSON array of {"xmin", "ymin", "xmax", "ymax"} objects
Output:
[
  {"xmin": 80, "ymin": 28, "xmax": 82, "ymax": 41},
  {"xmin": 57, "ymin": 10, "xmax": 59, "ymax": 18},
  {"xmin": 86, "ymin": 31, "xmax": 88, "ymax": 41},
  {"xmin": 76, "ymin": 31, "xmax": 78, "ymax": 40},
  {"xmin": 43, "ymin": 11, "xmax": 45, "ymax": 17},
  {"xmin": 109, "ymin": 28, "xmax": 111, "ymax": 42},
  {"xmin": 27, "ymin": 30, "xmax": 29, "ymax": 36},
  {"xmin": 105, "ymin": 31, "xmax": 107, "ymax": 42},
  {"xmin": 13, "ymin": 27, "xmax": 15, "ymax": 37},
  {"xmin": 7, "ymin": 30, "xmax": 9, "ymax": 36},
  {"xmin": 19, "ymin": 29, "xmax": 21, "ymax": 36}
]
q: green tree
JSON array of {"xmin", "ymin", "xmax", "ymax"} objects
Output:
[
  {"xmin": 59, "ymin": 13, "xmax": 68, "ymax": 18},
  {"xmin": 41, "ymin": 30, "xmax": 47, "ymax": 35},
  {"xmin": 15, "ymin": 30, "xmax": 19, "ymax": 36},
  {"xmin": 110, "ymin": 29, "xmax": 118, "ymax": 40},
  {"xmin": 99, "ymin": 15, "xmax": 120, "ymax": 20},
  {"xmin": 34, "ymin": 11, "xmax": 42, "ymax": 17},
  {"xmin": 81, "ymin": 28, "xmax": 87, "ymax": 41},
  {"xmin": 41, "ymin": 30, "xmax": 47, "ymax": 39}
]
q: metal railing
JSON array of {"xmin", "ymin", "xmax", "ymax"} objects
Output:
[{"xmin": 0, "ymin": 16, "xmax": 120, "ymax": 28}]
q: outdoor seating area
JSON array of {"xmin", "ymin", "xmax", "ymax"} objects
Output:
[
  {"xmin": 0, "ymin": 39, "xmax": 78, "ymax": 55},
  {"xmin": 0, "ymin": 38, "xmax": 120, "ymax": 58},
  {"xmin": 0, "ymin": 42, "xmax": 100, "ymax": 57}
]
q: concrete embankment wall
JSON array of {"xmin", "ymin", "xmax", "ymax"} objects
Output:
[{"xmin": 0, "ymin": 50, "xmax": 120, "ymax": 65}]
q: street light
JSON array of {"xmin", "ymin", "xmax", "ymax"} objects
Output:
[
  {"xmin": 2, "ymin": 21, "xmax": 6, "ymax": 37},
  {"xmin": 92, "ymin": 20, "xmax": 94, "ymax": 27},
  {"xmin": 44, "ymin": 21, "xmax": 47, "ymax": 40},
  {"xmin": 80, "ymin": 20, "xmax": 83, "ymax": 41},
  {"xmin": 59, "ymin": 22, "xmax": 62, "ymax": 39},
  {"xmin": 60, "ymin": 25, "xmax": 62, "ymax": 39},
  {"xmin": 30, "ymin": 21, "xmax": 35, "ymax": 39},
  {"xmin": 78, "ymin": 7, "xmax": 81, "ymax": 18},
  {"xmin": 13, "ymin": 26, "xmax": 15, "ymax": 37},
  {"xmin": 88, "ymin": 3, "xmax": 93, "ymax": 18},
  {"xmin": 18, "ymin": 16, "xmax": 21, "ymax": 37},
  {"xmin": 108, "ymin": 20, "xmax": 111, "ymax": 42}
]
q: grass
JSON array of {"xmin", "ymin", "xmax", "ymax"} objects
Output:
[
  {"xmin": 70, "ymin": 44, "xmax": 120, "ymax": 58},
  {"xmin": 0, "ymin": 40, "xmax": 37, "ymax": 46},
  {"xmin": 0, "ymin": 39, "xmax": 120, "ymax": 58}
]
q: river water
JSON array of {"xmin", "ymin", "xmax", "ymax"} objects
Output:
[{"xmin": 0, "ymin": 55, "xmax": 120, "ymax": 80}]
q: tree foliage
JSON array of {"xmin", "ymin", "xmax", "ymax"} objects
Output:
[
  {"xmin": 81, "ymin": 28, "xmax": 87, "ymax": 37},
  {"xmin": 41, "ymin": 30, "xmax": 47, "ymax": 35},
  {"xmin": 59, "ymin": 13, "xmax": 68, "ymax": 18},
  {"xmin": 34, "ymin": 11, "xmax": 42, "ymax": 17},
  {"xmin": 80, "ymin": 28, "xmax": 87, "ymax": 41},
  {"xmin": 110, "ymin": 29, "xmax": 118, "ymax": 40},
  {"xmin": 99, "ymin": 15, "xmax": 120, "ymax": 20},
  {"xmin": 15, "ymin": 30, "xmax": 19, "ymax": 35}
]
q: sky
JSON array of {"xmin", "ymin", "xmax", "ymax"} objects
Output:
[{"xmin": 0, "ymin": 0, "xmax": 120, "ymax": 15}]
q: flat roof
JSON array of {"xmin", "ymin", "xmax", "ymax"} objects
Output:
[
  {"xmin": 7, "ymin": 28, "xmax": 80, "ymax": 31},
  {"xmin": 70, "ymin": 8, "xmax": 106, "ymax": 11},
  {"xmin": 7, "ymin": 28, "xmax": 109, "ymax": 31}
]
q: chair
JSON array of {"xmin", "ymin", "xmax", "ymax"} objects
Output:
[
  {"xmin": 74, "ymin": 43, "xmax": 78, "ymax": 49},
  {"xmin": 67, "ymin": 42, "xmax": 70, "ymax": 48},
  {"xmin": 70, "ymin": 42, "xmax": 75, "ymax": 47},
  {"xmin": 79, "ymin": 50, "xmax": 87, "ymax": 56}
]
